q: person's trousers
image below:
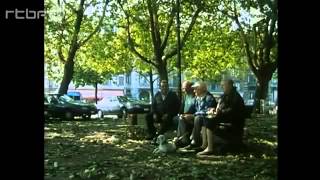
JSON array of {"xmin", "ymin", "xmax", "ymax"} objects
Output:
[
  {"xmin": 145, "ymin": 113, "xmax": 174, "ymax": 136},
  {"xmin": 203, "ymin": 116, "xmax": 244, "ymax": 145},
  {"xmin": 174, "ymin": 116, "xmax": 193, "ymax": 143},
  {"xmin": 191, "ymin": 115, "xmax": 205, "ymax": 146}
]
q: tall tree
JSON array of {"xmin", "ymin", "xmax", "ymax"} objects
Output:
[
  {"xmin": 116, "ymin": 0, "xmax": 203, "ymax": 82},
  {"xmin": 45, "ymin": 0, "xmax": 109, "ymax": 95},
  {"xmin": 215, "ymin": 0, "xmax": 278, "ymax": 104}
]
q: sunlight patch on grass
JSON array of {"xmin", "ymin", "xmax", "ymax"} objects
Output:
[
  {"xmin": 45, "ymin": 131, "xmax": 75, "ymax": 139},
  {"xmin": 126, "ymin": 139, "xmax": 145, "ymax": 144},
  {"xmin": 79, "ymin": 132, "xmax": 117, "ymax": 144},
  {"xmin": 105, "ymin": 129, "xmax": 126, "ymax": 134},
  {"xmin": 45, "ymin": 132, "xmax": 61, "ymax": 139},
  {"xmin": 116, "ymin": 124, "xmax": 130, "ymax": 128},
  {"xmin": 196, "ymin": 159, "xmax": 227, "ymax": 165},
  {"xmin": 253, "ymin": 138, "xmax": 277, "ymax": 147},
  {"xmin": 78, "ymin": 123, "xmax": 111, "ymax": 128}
]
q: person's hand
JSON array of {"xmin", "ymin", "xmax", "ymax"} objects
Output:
[
  {"xmin": 215, "ymin": 108, "xmax": 221, "ymax": 115},
  {"xmin": 207, "ymin": 108, "xmax": 216, "ymax": 115},
  {"xmin": 183, "ymin": 114, "xmax": 194, "ymax": 122},
  {"xmin": 183, "ymin": 114, "xmax": 193, "ymax": 118}
]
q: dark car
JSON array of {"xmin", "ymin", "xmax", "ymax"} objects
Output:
[
  {"xmin": 44, "ymin": 94, "xmax": 97, "ymax": 120},
  {"xmin": 96, "ymin": 96, "xmax": 151, "ymax": 120},
  {"xmin": 67, "ymin": 91, "xmax": 82, "ymax": 101}
]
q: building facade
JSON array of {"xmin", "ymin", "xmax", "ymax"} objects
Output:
[{"xmin": 45, "ymin": 69, "xmax": 277, "ymax": 103}]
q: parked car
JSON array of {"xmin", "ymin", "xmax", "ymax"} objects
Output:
[
  {"xmin": 67, "ymin": 91, "xmax": 83, "ymax": 101},
  {"xmin": 44, "ymin": 94, "xmax": 97, "ymax": 120},
  {"xmin": 96, "ymin": 96, "xmax": 151, "ymax": 120}
]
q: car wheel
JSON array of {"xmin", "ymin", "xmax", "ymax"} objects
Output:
[
  {"xmin": 82, "ymin": 114, "xmax": 91, "ymax": 120},
  {"xmin": 65, "ymin": 112, "xmax": 74, "ymax": 120},
  {"xmin": 98, "ymin": 110, "xmax": 104, "ymax": 120}
]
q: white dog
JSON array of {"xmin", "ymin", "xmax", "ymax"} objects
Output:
[{"xmin": 153, "ymin": 135, "xmax": 176, "ymax": 154}]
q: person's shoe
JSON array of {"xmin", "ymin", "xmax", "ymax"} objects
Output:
[
  {"xmin": 174, "ymin": 140, "xmax": 190, "ymax": 148},
  {"xmin": 196, "ymin": 150, "xmax": 214, "ymax": 156},
  {"xmin": 193, "ymin": 146, "xmax": 205, "ymax": 153},
  {"xmin": 184, "ymin": 144, "xmax": 201, "ymax": 150}
]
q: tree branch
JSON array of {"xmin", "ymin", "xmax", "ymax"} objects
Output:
[
  {"xmin": 117, "ymin": 0, "xmax": 157, "ymax": 67},
  {"xmin": 233, "ymin": 12, "xmax": 258, "ymax": 75},
  {"xmin": 160, "ymin": 5, "xmax": 175, "ymax": 53},
  {"xmin": 163, "ymin": 6, "xmax": 202, "ymax": 62},
  {"xmin": 226, "ymin": 0, "xmax": 256, "ymax": 72},
  {"xmin": 79, "ymin": 0, "xmax": 109, "ymax": 47},
  {"xmin": 57, "ymin": 13, "xmax": 67, "ymax": 63},
  {"xmin": 153, "ymin": 6, "xmax": 162, "ymax": 50},
  {"xmin": 264, "ymin": 16, "xmax": 277, "ymax": 64},
  {"xmin": 180, "ymin": 7, "xmax": 202, "ymax": 50},
  {"xmin": 58, "ymin": 45, "xmax": 66, "ymax": 63},
  {"xmin": 63, "ymin": 0, "xmax": 78, "ymax": 14},
  {"xmin": 147, "ymin": 0, "xmax": 161, "ymax": 60}
]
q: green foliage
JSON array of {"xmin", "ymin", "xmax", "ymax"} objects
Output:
[
  {"xmin": 183, "ymin": 15, "xmax": 247, "ymax": 81},
  {"xmin": 72, "ymin": 30, "xmax": 133, "ymax": 87},
  {"xmin": 45, "ymin": 0, "xmax": 277, "ymax": 92},
  {"xmin": 45, "ymin": 0, "xmax": 132, "ymax": 86}
]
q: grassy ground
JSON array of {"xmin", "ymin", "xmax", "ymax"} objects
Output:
[{"xmin": 44, "ymin": 114, "xmax": 277, "ymax": 180}]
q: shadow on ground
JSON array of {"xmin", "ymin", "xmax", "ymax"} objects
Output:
[{"xmin": 45, "ymin": 114, "xmax": 277, "ymax": 180}]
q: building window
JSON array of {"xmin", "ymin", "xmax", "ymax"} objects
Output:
[
  {"xmin": 118, "ymin": 76, "xmax": 124, "ymax": 86},
  {"xmin": 139, "ymin": 75, "xmax": 148, "ymax": 86},
  {"xmin": 113, "ymin": 79, "xmax": 117, "ymax": 85},
  {"xmin": 106, "ymin": 79, "xmax": 112, "ymax": 86},
  {"xmin": 126, "ymin": 74, "xmax": 131, "ymax": 85}
]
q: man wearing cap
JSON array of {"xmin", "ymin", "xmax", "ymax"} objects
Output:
[
  {"xmin": 197, "ymin": 79, "xmax": 246, "ymax": 155},
  {"xmin": 183, "ymin": 81, "xmax": 217, "ymax": 150},
  {"xmin": 173, "ymin": 81, "xmax": 196, "ymax": 147},
  {"xmin": 145, "ymin": 80, "xmax": 181, "ymax": 140}
]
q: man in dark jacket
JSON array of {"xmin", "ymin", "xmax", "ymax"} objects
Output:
[
  {"xmin": 184, "ymin": 82, "xmax": 217, "ymax": 150},
  {"xmin": 197, "ymin": 79, "xmax": 246, "ymax": 155},
  {"xmin": 145, "ymin": 80, "xmax": 180, "ymax": 140}
]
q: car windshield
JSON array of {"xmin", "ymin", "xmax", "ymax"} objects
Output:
[
  {"xmin": 59, "ymin": 95, "xmax": 75, "ymax": 102},
  {"xmin": 118, "ymin": 96, "xmax": 135, "ymax": 103}
]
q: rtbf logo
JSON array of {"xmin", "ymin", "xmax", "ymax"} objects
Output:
[{"xmin": 5, "ymin": 9, "xmax": 44, "ymax": 19}]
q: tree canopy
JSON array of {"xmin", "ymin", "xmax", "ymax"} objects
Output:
[{"xmin": 45, "ymin": 0, "xmax": 277, "ymax": 102}]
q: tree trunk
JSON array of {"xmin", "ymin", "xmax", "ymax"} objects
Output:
[
  {"xmin": 58, "ymin": 0, "xmax": 85, "ymax": 95},
  {"xmin": 58, "ymin": 60, "xmax": 74, "ymax": 95},
  {"xmin": 149, "ymin": 68, "xmax": 154, "ymax": 109},
  {"xmin": 157, "ymin": 64, "xmax": 168, "ymax": 82},
  {"xmin": 176, "ymin": 0, "xmax": 182, "ymax": 102},
  {"xmin": 94, "ymin": 82, "xmax": 98, "ymax": 104},
  {"xmin": 253, "ymin": 67, "xmax": 274, "ymax": 113}
]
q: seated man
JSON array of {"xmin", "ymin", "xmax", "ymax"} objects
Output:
[
  {"xmin": 184, "ymin": 82, "xmax": 217, "ymax": 150},
  {"xmin": 174, "ymin": 81, "xmax": 196, "ymax": 147},
  {"xmin": 197, "ymin": 79, "xmax": 246, "ymax": 155},
  {"xmin": 145, "ymin": 80, "xmax": 180, "ymax": 140}
]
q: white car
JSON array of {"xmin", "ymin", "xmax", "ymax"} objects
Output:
[
  {"xmin": 96, "ymin": 96, "xmax": 123, "ymax": 119},
  {"xmin": 96, "ymin": 96, "xmax": 151, "ymax": 120}
]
